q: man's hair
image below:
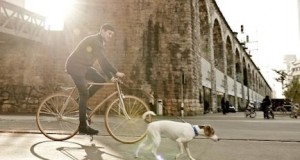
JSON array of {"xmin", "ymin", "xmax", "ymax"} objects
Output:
[{"xmin": 100, "ymin": 23, "xmax": 115, "ymax": 32}]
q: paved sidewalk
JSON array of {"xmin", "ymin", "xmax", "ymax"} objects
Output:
[
  {"xmin": 1, "ymin": 112, "xmax": 299, "ymax": 141},
  {"xmin": 0, "ymin": 112, "xmax": 247, "ymax": 133},
  {"xmin": 1, "ymin": 112, "xmax": 300, "ymax": 160},
  {"xmin": 0, "ymin": 114, "xmax": 39, "ymax": 133}
]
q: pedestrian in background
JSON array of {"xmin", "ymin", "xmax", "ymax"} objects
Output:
[
  {"xmin": 262, "ymin": 95, "xmax": 271, "ymax": 119},
  {"xmin": 221, "ymin": 96, "xmax": 226, "ymax": 115},
  {"xmin": 225, "ymin": 100, "xmax": 230, "ymax": 113},
  {"xmin": 204, "ymin": 99, "xmax": 209, "ymax": 114}
]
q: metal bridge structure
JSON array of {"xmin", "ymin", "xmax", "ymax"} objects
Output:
[{"xmin": 0, "ymin": 0, "xmax": 45, "ymax": 44}]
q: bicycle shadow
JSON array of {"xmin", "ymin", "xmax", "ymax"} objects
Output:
[{"xmin": 30, "ymin": 140, "xmax": 124, "ymax": 160}]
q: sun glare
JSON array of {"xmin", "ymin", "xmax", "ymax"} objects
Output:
[{"xmin": 25, "ymin": 0, "xmax": 74, "ymax": 30}]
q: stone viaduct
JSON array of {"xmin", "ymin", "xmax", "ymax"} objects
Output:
[{"xmin": 0, "ymin": 0, "xmax": 272, "ymax": 115}]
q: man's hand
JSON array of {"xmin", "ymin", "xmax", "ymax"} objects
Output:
[
  {"xmin": 111, "ymin": 77, "xmax": 118, "ymax": 82},
  {"xmin": 111, "ymin": 72, "xmax": 125, "ymax": 82},
  {"xmin": 116, "ymin": 72, "xmax": 125, "ymax": 78}
]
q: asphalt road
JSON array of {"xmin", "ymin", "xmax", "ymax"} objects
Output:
[{"xmin": 0, "ymin": 112, "xmax": 300, "ymax": 160}]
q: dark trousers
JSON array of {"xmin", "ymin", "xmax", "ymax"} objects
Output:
[
  {"xmin": 263, "ymin": 110, "xmax": 268, "ymax": 119},
  {"xmin": 222, "ymin": 106, "xmax": 226, "ymax": 115},
  {"xmin": 69, "ymin": 68, "xmax": 106, "ymax": 124},
  {"xmin": 262, "ymin": 105, "xmax": 270, "ymax": 119}
]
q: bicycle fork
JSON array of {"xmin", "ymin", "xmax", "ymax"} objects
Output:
[{"xmin": 118, "ymin": 93, "xmax": 131, "ymax": 120}]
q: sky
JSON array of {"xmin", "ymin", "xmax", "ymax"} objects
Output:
[{"xmin": 215, "ymin": 0, "xmax": 300, "ymax": 98}]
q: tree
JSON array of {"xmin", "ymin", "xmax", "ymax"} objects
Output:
[
  {"xmin": 284, "ymin": 77, "xmax": 300, "ymax": 103},
  {"xmin": 273, "ymin": 69, "xmax": 287, "ymax": 92}
]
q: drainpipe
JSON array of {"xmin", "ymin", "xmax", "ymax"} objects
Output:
[{"xmin": 181, "ymin": 68, "xmax": 185, "ymax": 117}]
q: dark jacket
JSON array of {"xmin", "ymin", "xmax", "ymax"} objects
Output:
[
  {"xmin": 262, "ymin": 97, "xmax": 271, "ymax": 111},
  {"xmin": 65, "ymin": 33, "xmax": 117, "ymax": 78}
]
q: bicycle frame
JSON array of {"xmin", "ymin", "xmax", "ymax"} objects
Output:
[
  {"xmin": 59, "ymin": 87, "xmax": 77, "ymax": 117},
  {"xmin": 61, "ymin": 78, "xmax": 132, "ymax": 120}
]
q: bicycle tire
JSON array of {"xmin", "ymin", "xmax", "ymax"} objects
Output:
[
  {"xmin": 249, "ymin": 111, "xmax": 256, "ymax": 118},
  {"xmin": 276, "ymin": 107, "xmax": 287, "ymax": 115},
  {"xmin": 289, "ymin": 112, "xmax": 298, "ymax": 118},
  {"xmin": 104, "ymin": 95, "xmax": 151, "ymax": 144},
  {"xmin": 244, "ymin": 110, "xmax": 249, "ymax": 117},
  {"xmin": 36, "ymin": 93, "xmax": 79, "ymax": 141}
]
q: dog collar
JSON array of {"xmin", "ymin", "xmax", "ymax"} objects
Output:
[{"xmin": 192, "ymin": 125, "xmax": 199, "ymax": 136}]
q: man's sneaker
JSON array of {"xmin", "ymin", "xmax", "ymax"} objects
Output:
[{"xmin": 79, "ymin": 125, "xmax": 99, "ymax": 135}]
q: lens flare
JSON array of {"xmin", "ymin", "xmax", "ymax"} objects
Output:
[{"xmin": 156, "ymin": 155, "xmax": 164, "ymax": 160}]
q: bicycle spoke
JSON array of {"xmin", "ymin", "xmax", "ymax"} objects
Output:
[
  {"xmin": 109, "ymin": 119, "xmax": 128, "ymax": 133},
  {"xmin": 36, "ymin": 93, "xmax": 79, "ymax": 141},
  {"xmin": 41, "ymin": 102, "xmax": 57, "ymax": 115},
  {"xmin": 105, "ymin": 95, "xmax": 150, "ymax": 144}
]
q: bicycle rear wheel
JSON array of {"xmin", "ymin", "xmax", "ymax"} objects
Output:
[
  {"xmin": 36, "ymin": 93, "xmax": 79, "ymax": 141},
  {"xmin": 105, "ymin": 95, "xmax": 151, "ymax": 144}
]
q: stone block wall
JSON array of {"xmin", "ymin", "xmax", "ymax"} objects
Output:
[{"xmin": 0, "ymin": 32, "xmax": 71, "ymax": 113}]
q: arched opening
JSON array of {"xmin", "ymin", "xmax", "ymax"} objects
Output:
[
  {"xmin": 199, "ymin": 0, "xmax": 210, "ymax": 61},
  {"xmin": 226, "ymin": 36, "xmax": 233, "ymax": 78},
  {"xmin": 235, "ymin": 49, "xmax": 241, "ymax": 82},
  {"xmin": 213, "ymin": 20, "xmax": 224, "ymax": 72},
  {"xmin": 243, "ymin": 58, "xmax": 248, "ymax": 87}
]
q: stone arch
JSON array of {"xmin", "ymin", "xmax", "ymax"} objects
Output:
[
  {"xmin": 255, "ymin": 73, "xmax": 258, "ymax": 92},
  {"xmin": 251, "ymin": 69, "xmax": 255, "ymax": 90},
  {"xmin": 259, "ymin": 78, "xmax": 263, "ymax": 91},
  {"xmin": 235, "ymin": 49, "xmax": 241, "ymax": 82},
  {"xmin": 199, "ymin": 0, "xmax": 210, "ymax": 60},
  {"xmin": 248, "ymin": 64, "xmax": 252, "ymax": 89},
  {"xmin": 225, "ymin": 36, "xmax": 233, "ymax": 78},
  {"xmin": 212, "ymin": 19, "xmax": 224, "ymax": 72}
]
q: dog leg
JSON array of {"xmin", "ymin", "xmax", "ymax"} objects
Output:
[
  {"xmin": 175, "ymin": 140, "xmax": 184, "ymax": 159},
  {"xmin": 135, "ymin": 137, "xmax": 149, "ymax": 158},
  {"xmin": 134, "ymin": 141, "xmax": 144, "ymax": 158},
  {"xmin": 183, "ymin": 142, "xmax": 195, "ymax": 160},
  {"xmin": 151, "ymin": 133, "xmax": 161, "ymax": 159}
]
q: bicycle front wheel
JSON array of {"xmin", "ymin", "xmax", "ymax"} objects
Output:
[
  {"xmin": 249, "ymin": 111, "xmax": 256, "ymax": 118},
  {"xmin": 276, "ymin": 107, "xmax": 287, "ymax": 115},
  {"xmin": 36, "ymin": 93, "xmax": 79, "ymax": 141},
  {"xmin": 105, "ymin": 95, "xmax": 150, "ymax": 144}
]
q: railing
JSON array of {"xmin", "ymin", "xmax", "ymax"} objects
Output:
[{"xmin": 0, "ymin": 0, "xmax": 46, "ymax": 42}]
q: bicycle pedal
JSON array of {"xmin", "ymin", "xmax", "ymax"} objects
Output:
[{"xmin": 90, "ymin": 135, "xmax": 94, "ymax": 142}]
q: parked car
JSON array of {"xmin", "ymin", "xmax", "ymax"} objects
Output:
[{"xmin": 228, "ymin": 105, "xmax": 237, "ymax": 113}]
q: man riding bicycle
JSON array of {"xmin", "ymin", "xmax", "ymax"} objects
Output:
[{"xmin": 65, "ymin": 23, "xmax": 125, "ymax": 135}]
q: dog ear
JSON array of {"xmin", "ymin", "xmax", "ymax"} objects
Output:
[{"xmin": 203, "ymin": 125, "xmax": 215, "ymax": 137}]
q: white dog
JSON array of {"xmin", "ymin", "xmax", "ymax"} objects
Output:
[{"xmin": 135, "ymin": 111, "xmax": 219, "ymax": 160}]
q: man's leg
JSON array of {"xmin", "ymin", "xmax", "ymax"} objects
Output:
[
  {"xmin": 86, "ymin": 67, "xmax": 106, "ymax": 98},
  {"xmin": 70, "ymin": 74, "xmax": 98, "ymax": 135}
]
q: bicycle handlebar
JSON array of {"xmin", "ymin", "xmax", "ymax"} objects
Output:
[{"xmin": 88, "ymin": 77, "xmax": 124, "ymax": 86}]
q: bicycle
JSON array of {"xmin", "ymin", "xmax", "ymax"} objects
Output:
[
  {"xmin": 36, "ymin": 77, "xmax": 151, "ymax": 144},
  {"xmin": 289, "ymin": 103, "xmax": 299, "ymax": 119},
  {"xmin": 245, "ymin": 103, "xmax": 256, "ymax": 118},
  {"xmin": 266, "ymin": 106, "xmax": 274, "ymax": 119}
]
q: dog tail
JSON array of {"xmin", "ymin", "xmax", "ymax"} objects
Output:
[{"xmin": 142, "ymin": 111, "xmax": 156, "ymax": 123}]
